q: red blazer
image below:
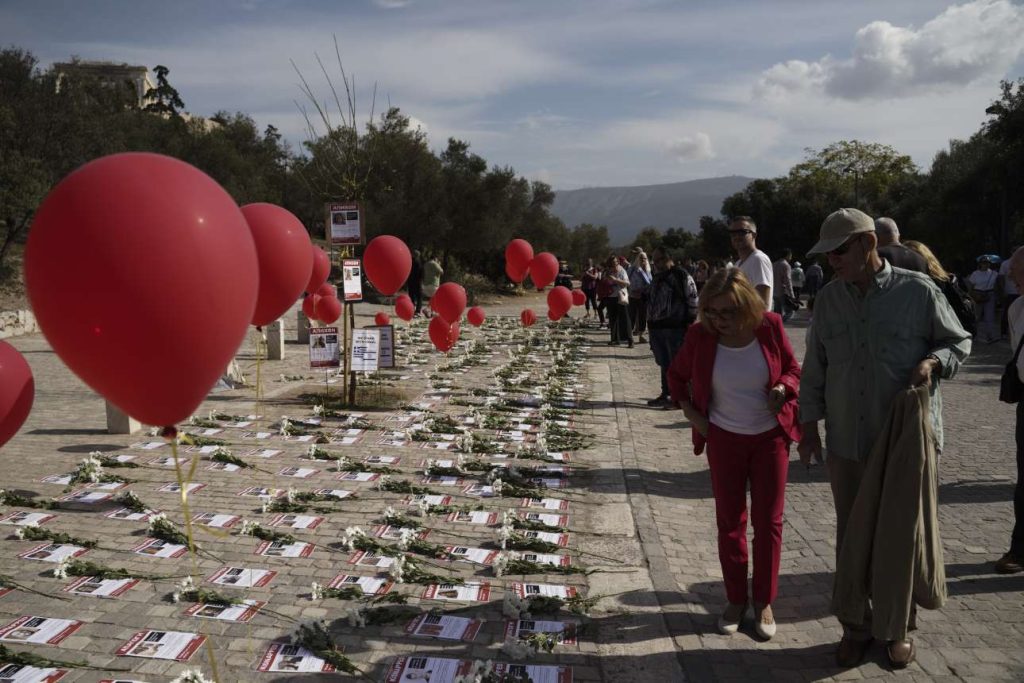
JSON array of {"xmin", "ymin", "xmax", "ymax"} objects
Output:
[{"xmin": 667, "ymin": 311, "xmax": 802, "ymax": 454}]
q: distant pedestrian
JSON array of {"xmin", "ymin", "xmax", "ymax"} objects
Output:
[
  {"xmin": 791, "ymin": 261, "xmax": 805, "ymax": 298},
  {"xmin": 408, "ymin": 250, "xmax": 424, "ymax": 315},
  {"xmin": 628, "ymin": 248, "xmax": 652, "ymax": 343},
  {"xmin": 997, "ymin": 246, "xmax": 1024, "ymax": 575},
  {"xmin": 422, "ymin": 254, "xmax": 443, "ymax": 317},
  {"xmin": 603, "ymin": 256, "xmax": 632, "ymax": 346},
  {"xmin": 581, "ymin": 259, "xmax": 600, "ymax": 321},
  {"xmin": 669, "ymin": 267, "xmax": 801, "ymax": 641},
  {"xmin": 968, "ymin": 256, "xmax": 1000, "ymax": 344},
  {"xmin": 645, "ymin": 247, "xmax": 697, "ymax": 407},
  {"xmin": 772, "ymin": 249, "xmax": 795, "ymax": 322},
  {"xmin": 694, "ymin": 260, "xmax": 710, "ymax": 292},
  {"xmin": 804, "ymin": 261, "xmax": 824, "ymax": 304}
]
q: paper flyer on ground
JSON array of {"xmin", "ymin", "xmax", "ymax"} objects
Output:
[
  {"xmin": 18, "ymin": 544, "xmax": 88, "ymax": 563},
  {"xmin": 494, "ymin": 663, "xmax": 573, "ymax": 683},
  {"xmin": 184, "ymin": 599, "xmax": 264, "ymax": 622},
  {"xmin": 269, "ymin": 513, "xmax": 324, "ymax": 529},
  {"xmin": 520, "ymin": 512, "xmax": 569, "ymax": 528},
  {"xmin": 116, "ymin": 630, "xmax": 206, "ymax": 661},
  {"xmin": 405, "ymin": 613, "xmax": 482, "ymax": 641},
  {"xmin": 313, "ymin": 488, "xmax": 353, "ymax": 500},
  {"xmin": 0, "ymin": 511, "xmax": 56, "ymax": 526},
  {"xmin": 257, "ymin": 643, "xmax": 336, "ymax": 673},
  {"xmin": 63, "ymin": 576, "xmax": 139, "ymax": 598},
  {"xmin": 278, "ymin": 466, "xmax": 319, "ymax": 478},
  {"xmin": 523, "ymin": 530, "xmax": 570, "ymax": 547},
  {"xmin": 237, "ymin": 486, "xmax": 282, "ymax": 498},
  {"xmin": 327, "ymin": 574, "xmax": 392, "ymax": 596},
  {"xmin": 132, "ymin": 538, "xmax": 188, "ymax": 559},
  {"xmin": 255, "ymin": 540, "xmax": 314, "ymax": 558},
  {"xmin": 446, "ymin": 510, "xmax": 499, "ymax": 524},
  {"xmin": 349, "ymin": 551, "xmax": 395, "ymax": 568},
  {"xmin": 0, "ymin": 664, "xmax": 68, "ymax": 682},
  {"xmin": 374, "ymin": 525, "xmax": 428, "ymax": 541},
  {"xmin": 446, "ymin": 546, "xmax": 499, "ymax": 565},
  {"xmin": 157, "ymin": 482, "xmax": 205, "ymax": 494},
  {"xmin": 421, "ymin": 582, "xmax": 490, "ymax": 602},
  {"xmin": 192, "ymin": 513, "xmax": 241, "ymax": 528},
  {"xmin": 519, "ymin": 552, "xmax": 571, "ymax": 567},
  {"xmin": 57, "ymin": 490, "xmax": 113, "ymax": 505},
  {"xmin": 365, "ymin": 455, "xmax": 401, "ymax": 465},
  {"xmin": 0, "ymin": 616, "xmax": 83, "ymax": 645},
  {"xmin": 513, "ymin": 583, "xmax": 578, "ymax": 599},
  {"xmin": 105, "ymin": 507, "xmax": 158, "ymax": 522},
  {"xmin": 337, "ymin": 471, "xmax": 380, "ymax": 482},
  {"xmin": 207, "ymin": 567, "xmax": 277, "ymax": 588},
  {"xmin": 384, "ymin": 656, "xmax": 472, "ymax": 682},
  {"xmin": 404, "ymin": 494, "xmax": 451, "ymax": 506},
  {"xmin": 521, "ymin": 497, "xmax": 570, "ymax": 510},
  {"xmin": 504, "ymin": 618, "xmax": 578, "ymax": 645}
]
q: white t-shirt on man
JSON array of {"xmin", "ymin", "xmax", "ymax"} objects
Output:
[
  {"xmin": 1000, "ymin": 260, "xmax": 1019, "ymax": 296},
  {"xmin": 736, "ymin": 249, "xmax": 773, "ymax": 305}
]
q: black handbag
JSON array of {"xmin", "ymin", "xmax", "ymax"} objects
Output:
[{"xmin": 999, "ymin": 335, "xmax": 1024, "ymax": 404}]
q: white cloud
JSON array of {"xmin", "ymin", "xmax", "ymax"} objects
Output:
[
  {"xmin": 756, "ymin": 0, "xmax": 1024, "ymax": 100},
  {"xmin": 373, "ymin": 0, "xmax": 413, "ymax": 8},
  {"xmin": 665, "ymin": 133, "xmax": 715, "ymax": 162}
]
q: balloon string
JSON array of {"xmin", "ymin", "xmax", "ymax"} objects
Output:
[{"xmin": 168, "ymin": 430, "xmax": 223, "ymax": 683}]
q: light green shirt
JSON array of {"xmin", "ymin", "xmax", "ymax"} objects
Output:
[
  {"xmin": 422, "ymin": 260, "xmax": 443, "ymax": 290},
  {"xmin": 800, "ymin": 261, "xmax": 972, "ymax": 461}
]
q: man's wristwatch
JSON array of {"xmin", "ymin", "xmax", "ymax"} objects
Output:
[{"xmin": 926, "ymin": 353, "xmax": 942, "ymax": 368}]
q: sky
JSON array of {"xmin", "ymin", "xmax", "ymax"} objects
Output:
[{"xmin": 2, "ymin": 0, "xmax": 1022, "ymax": 190}]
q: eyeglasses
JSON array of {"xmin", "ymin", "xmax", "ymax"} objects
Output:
[
  {"xmin": 827, "ymin": 234, "xmax": 861, "ymax": 257},
  {"xmin": 704, "ymin": 307, "xmax": 738, "ymax": 320},
  {"xmin": 728, "ymin": 229, "xmax": 754, "ymax": 237}
]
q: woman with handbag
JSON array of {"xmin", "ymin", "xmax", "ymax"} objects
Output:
[
  {"xmin": 605, "ymin": 255, "xmax": 633, "ymax": 347},
  {"xmin": 997, "ymin": 247, "xmax": 1024, "ymax": 574},
  {"xmin": 668, "ymin": 268, "xmax": 802, "ymax": 639},
  {"xmin": 969, "ymin": 256, "xmax": 1000, "ymax": 344}
]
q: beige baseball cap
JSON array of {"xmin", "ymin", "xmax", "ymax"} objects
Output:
[{"xmin": 807, "ymin": 208, "xmax": 875, "ymax": 255}]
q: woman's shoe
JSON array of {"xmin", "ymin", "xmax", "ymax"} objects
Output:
[
  {"xmin": 717, "ymin": 603, "xmax": 747, "ymax": 635},
  {"xmin": 754, "ymin": 604, "xmax": 776, "ymax": 640}
]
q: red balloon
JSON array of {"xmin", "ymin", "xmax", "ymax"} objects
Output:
[
  {"xmin": 505, "ymin": 239, "xmax": 534, "ymax": 274},
  {"xmin": 315, "ymin": 295, "xmax": 342, "ymax": 324},
  {"xmin": 520, "ymin": 309, "xmax": 537, "ymax": 327},
  {"xmin": 505, "ymin": 260, "xmax": 530, "ymax": 283},
  {"xmin": 395, "ymin": 294, "xmax": 415, "ymax": 322},
  {"xmin": 428, "ymin": 316, "xmax": 460, "ymax": 352},
  {"xmin": 547, "ymin": 286, "xmax": 573, "ymax": 317},
  {"xmin": 24, "ymin": 152, "xmax": 258, "ymax": 426},
  {"xmin": 302, "ymin": 294, "xmax": 320, "ymax": 320},
  {"xmin": 374, "ymin": 312, "xmax": 390, "ymax": 326},
  {"xmin": 307, "ymin": 246, "xmax": 331, "ymax": 294},
  {"xmin": 363, "ymin": 235, "xmax": 412, "ymax": 296},
  {"xmin": 0, "ymin": 341, "xmax": 34, "ymax": 448},
  {"xmin": 530, "ymin": 252, "xmax": 559, "ymax": 290},
  {"xmin": 547, "ymin": 308, "xmax": 562, "ymax": 321},
  {"xmin": 431, "ymin": 282, "xmax": 467, "ymax": 324},
  {"xmin": 242, "ymin": 203, "xmax": 313, "ymax": 326},
  {"xmin": 316, "ymin": 283, "xmax": 337, "ymax": 299},
  {"xmin": 466, "ymin": 306, "xmax": 486, "ymax": 327},
  {"xmin": 571, "ymin": 289, "xmax": 586, "ymax": 306}
]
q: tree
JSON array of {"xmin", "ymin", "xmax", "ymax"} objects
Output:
[
  {"xmin": 142, "ymin": 65, "xmax": 185, "ymax": 117},
  {"xmin": 629, "ymin": 227, "xmax": 662, "ymax": 256}
]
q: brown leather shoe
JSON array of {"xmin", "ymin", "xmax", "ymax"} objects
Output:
[
  {"xmin": 887, "ymin": 639, "xmax": 915, "ymax": 669},
  {"xmin": 836, "ymin": 636, "xmax": 873, "ymax": 668},
  {"xmin": 994, "ymin": 553, "xmax": 1024, "ymax": 574}
]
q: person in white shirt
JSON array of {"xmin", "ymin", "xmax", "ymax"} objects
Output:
[
  {"xmin": 728, "ymin": 216, "xmax": 773, "ymax": 308},
  {"xmin": 968, "ymin": 256, "xmax": 1000, "ymax": 344},
  {"xmin": 1000, "ymin": 247, "xmax": 1020, "ymax": 339}
]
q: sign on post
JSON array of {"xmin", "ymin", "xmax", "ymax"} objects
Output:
[
  {"xmin": 342, "ymin": 259, "xmax": 363, "ymax": 302},
  {"xmin": 326, "ymin": 202, "xmax": 364, "ymax": 245},
  {"xmin": 370, "ymin": 324, "xmax": 395, "ymax": 369},
  {"xmin": 309, "ymin": 327, "xmax": 341, "ymax": 368},
  {"xmin": 351, "ymin": 328, "xmax": 380, "ymax": 373}
]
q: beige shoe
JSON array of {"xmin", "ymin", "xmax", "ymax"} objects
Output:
[
  {"xmin": 717, "ymin": 603, "xmax": 747, "ymax": 635},
  {"xmin": 754, "ymin": 604, "xmax": 776, "ymax": 640}
]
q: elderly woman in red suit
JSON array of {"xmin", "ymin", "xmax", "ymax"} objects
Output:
[{"xmin": 668, "ymin": 267, "xmax": 801, "ymax": 640}]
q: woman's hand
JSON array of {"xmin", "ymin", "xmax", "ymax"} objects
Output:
[
  {"xmin": 766, "ymin": 384, "xmax": 787, "ymax": 414},
  {"xmin": 679, "ymin": 400, "xmax": 709, "ymax": 439}
]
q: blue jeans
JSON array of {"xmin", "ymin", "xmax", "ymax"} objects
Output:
[{"xmin": 649, "ymin": 326, "xmax": 685, "ymax": 397}]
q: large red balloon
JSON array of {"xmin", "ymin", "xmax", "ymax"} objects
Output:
[
  {"xmin": 316, "ymin": 283, "xmax": 337, "ymax": 299},
  {"xmin": 315, "ymin": 296, "xmax": 342, "ymax": 325},
  {"xmin": 505, "ymin": 239, "xmax": 534, "ymax": 283},
  {"xmin": 24, "ymin": 152, "xmax": 258, "ymax": 426},
  {"xmin": 466, "ymin": 306, "xmax": 486, "ymax": 327},
  {"xmin": 363, "ymin": 235, "xmax": 412, "ymax": 296},
  {"xmin": 395, "ymin": 294, "xmax": 415, "ymax": 322},
  {"xmin": 530, "ymin": 252, "xmax": 559, "ymax": 290},
  {"xmin": 431, "ymin": 282, "xmax": 467, "ymax": 324},
  {"xmin": 547, "ymin": 308, "xmax": 562, "ymax": 321},
  {"xmin": 307, "ymin": 246, "xmax": 331, "ymax": 294},
  {"xmin": 520, "ymin": 309, "xmax": 537, "ymax": 327},
  {"xmin": 0, "ymin": 341, "xmax": 34, "ymax": 448},
  {"xmin": 428, "ymin": 316, "xmax": 460, "ymax": 352},
  {"xmin": 571, "ymin": 289, "xmax": 586, "ymax": 306},
  {"xmin": 374, "ymin": 312, "xmax": 390, "ymax": 326},
  {"xmin": 547, "ymin": 286, "xmax": 573, "ymax": 317},
  {"xmin": 242, "ymin": 203, "xmax": 313, "ymax": 326},
  {"xmin": 302, "ymin": 294, "xmax": 320, "ymax": 321}
]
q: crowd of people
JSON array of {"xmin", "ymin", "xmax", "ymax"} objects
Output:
[{"xmin": 560, "ymin": 210, "xmax": 1022, "ymax": 670}]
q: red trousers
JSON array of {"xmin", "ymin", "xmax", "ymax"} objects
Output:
[{"xmin": 706, "ymin": 423, "xmax": 790, "ymax": 606}]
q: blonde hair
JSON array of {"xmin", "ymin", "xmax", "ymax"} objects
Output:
[
  {"xmin": 698, "ymin": 267, "xmax": 766, "ymax": 331},
  {"xmin": 903, "ymin": 240, "xmax": 949, "ymax": 282}
]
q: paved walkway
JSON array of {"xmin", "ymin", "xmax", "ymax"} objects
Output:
[{"xmin": 1, "ymin": 297, "xmax": 1022, "ymax": 682}]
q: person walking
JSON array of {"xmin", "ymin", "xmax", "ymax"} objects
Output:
[
  {"xmin": 605, "ymin": 255, "xmax": 632, "ymax": 347},
  {"xmin": 804, "ymin": 261, "xmax": 824, "ymax": 305},
  {"xmin": 421, "ymin": 254, "xmax": 443, "ymax": 317},
  {"xmin": 997, "ymin": 246, "xmax": 1024, "ymax": 574},
  {"xmin": 791, "ymin": 261, "xmax": 805, "ymax": 299},
  {"xmin": 875, "ymin": 217, "xmax": 929, "ymax": 273},
  {"xmin": 968, "ymin": 255, "xmax": 1000, "ymax": 344},
  {"xmin": 798, "ymin": 208, "xmax": 971, "ymax": 669},
  {"xmin": 581, "ymin": 259, "xmax": 600, "ymax": 322},
  {"xmin": 695, "ymin": 260, "xmax": 710, "ymax": 293},
  {"xmin": 669, "ymin": 268, "xmax": 801, "ymax": 640},
  {"xmin": 772, "ymin": 249, "xmax": 795, "ymax": 322},
  {"xmin": 646, "ymin": 247, "xmax": 698, "ymax": 407},
  {"xmin": 628, "ymin": 248, "xmax": 653, "ymax": 343},
  {"xmin": 408, "ymin": 250, "xmax": 424, "ymax": 316},
  {"xmin": 729, "ymin": 216, "xmax": 773, "ymax": 309}
]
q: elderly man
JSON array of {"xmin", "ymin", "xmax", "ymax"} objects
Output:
[
  {"xmin": 998, "ymin": 246, "xmax": 1024, "ymax": 574},
  {"xmin": 875, "ymin": 217, "xmax": 928, "ymax": 273},
  {"xmin": 798, "ymin": 208, "xmax": 971, "ymax": 669}
]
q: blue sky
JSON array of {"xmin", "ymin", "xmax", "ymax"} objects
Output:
[{"xmin": 2, "ymin": 0, "xmax": 1022, "ymax": 189}]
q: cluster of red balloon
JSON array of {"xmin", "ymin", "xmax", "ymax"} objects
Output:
[
  {"xmin": 428, "ymin": 283, "xmax": 467, "ymax": 352},
  {"xmin": 0, "ymin": 341, "xmax": 33, "ymax": 449},
  {"xmin": 303, "ymin": 246, "xmax": 335, "ymax": 324},
  {"xmin": 546, "ymin": 285, "xmax": 573, "ymax": 321},
  {"xmin": 466, "ymin": 306, "xmax": 486, "ymax": 327}
]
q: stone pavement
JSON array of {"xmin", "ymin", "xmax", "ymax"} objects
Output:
[{"xmin": 1, "ymin": 295, "xmax": 1022, "ymax": 682}]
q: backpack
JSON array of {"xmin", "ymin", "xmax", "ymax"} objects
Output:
[
  {"xmin": 647, "ymin": 267, "xmax": 692, "ymax": 324},
  {"xmin": 937, "ymin": 275, "xmax": 977, "ymax": 336}
]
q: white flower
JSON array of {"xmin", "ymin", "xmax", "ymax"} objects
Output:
[
  {"xmin": 312, "ymin": 404, "xmax": 324, "ymax": 417},
  {"xmin": 286, "ymin": 487, "xmax": 298, "ymax": 503},
  {"xmin": 346, "ymin": 606, "xmax": 367, "ymax": 628},
  {"xmin": 148, "ymin": 427, "xmax": 161, "ymax": 437},
  {"xmin": 375, "ymin": 475, "xmax": 392, "ymax": 491},
  {"xmin": 341, "ymin": 526, "xmax": 366, "ymax": 550},
  {"xmin": 501, "ymin": 635, "xmax": 535, "ymax": 660},
  {"xmin": 307, "ymin": 444, "xmax": 317, "ymax": 458},
  {"xmin": 311, "ymin": 582, "xmax": 325, "ymax": 600},
  {"xmin": 52, "ymin": 557, "xmax": 70, "ymax": 579},
  {"xmin": 260, "ymin": 495, "xmax": 273, "ymax": 513},
  {"xmin": 389, "ymin": 555, "xmax": 407, "ymax": 583},
  {"xmin": 491, "ymin": 478, "xmax": 504, "ymax": 497},
  {"xmin": 397, "ymin": 528, "xmax": 418, "ymax": 550},
  {"xmin": 498, "ymin": 524, "xmax": 514, "ymax": 550},
  {"xmin": 412, "ymin": 497, "xmax": 430, "ymax": 518},
  {"xmin": 240, "ymin": 520, "xmax": 259, "ymax": 536},
  {"xmin": 502, "ymin": 590, "xmax": 527, "ymax": 618},
  {"xmin": 493, "ymin": 551, "xmax": 511, "ymax": 578},
  {"xmin": 170, "ymin": 669, "xmax": 213, "ymax": 683},
  {"xmin": 278, "ymin": 417, "xmax": 291, "ymax": 436}
]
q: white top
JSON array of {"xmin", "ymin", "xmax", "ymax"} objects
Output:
[
  {"xmin": 1010, "ymin": 297, "xmax": 1024, "ymax": 382},
  {"xmin": 709, "ymin": 340, "xmax": 779, "ymax": 435},
  {"xmin": 968, "ymin": 269, "xmax": 998, "ymax": 292},
  {"xmin": 1000, "ymin": 260, "xmax": 1019, "ymax": 296},
  {"xmin": 736, "ymin": 249, "xmax": 773, "ymax": 305}
]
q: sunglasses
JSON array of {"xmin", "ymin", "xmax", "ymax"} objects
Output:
[
  {"xmin": 827, "ymin": 234, "xmax": 862, "ymax": 257},
  {"xmin": 704, "ymin": 306, "xmax": 738, "ymax": 320},
  {"xmin": 728, "ymin": 229, "xmax": 754, "ymax": 237}
]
